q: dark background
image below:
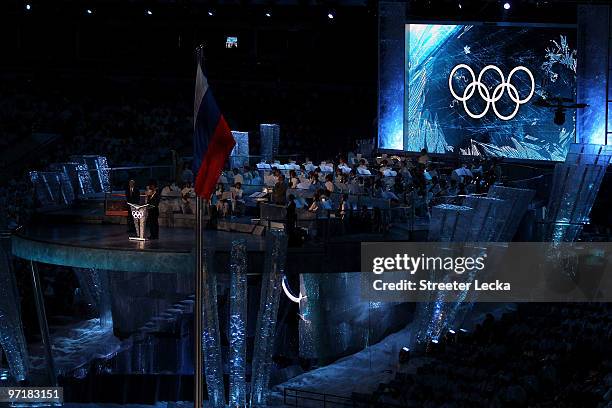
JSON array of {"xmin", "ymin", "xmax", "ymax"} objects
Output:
[{"xmin": 0, "ymin": 0, "xmax": 588, "ymax": 170}]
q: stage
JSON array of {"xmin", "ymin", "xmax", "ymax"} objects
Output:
[
  {"xmin": 11, "ymin": 223, "xmax": 364, "ymax": 275},
  {"xmin": 11, "ymin": 224, "xmax": 267, "ymax": 274}
]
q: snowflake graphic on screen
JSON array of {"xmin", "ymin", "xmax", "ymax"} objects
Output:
[{"xmin": 542, "ymin": 35, "xmax": 577, "ymax": 83}]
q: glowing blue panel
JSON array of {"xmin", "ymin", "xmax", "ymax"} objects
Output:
[
  {"xmin": 378, "ymin": 2, "xmax": 406, "ymax": 150},
  {"xmin": 576, "ymin": 5, "xmax": 609, "ymax": 145}
]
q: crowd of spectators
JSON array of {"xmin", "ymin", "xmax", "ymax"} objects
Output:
[
  {"xmin": 0, "ymin": 81, "xmax": 192, "ymax": 229},
  {"xmin": 0, "ymin": 179, "xmax": 33, "ymax": 230},
  {"xmin": 359, "ymin": 303, "xmax": 612, "ymax": 407},
  {"xmin": 0, "ymin": 76, "xmax": 374, "ymax": 229},
  {"xmin": 0, "ymin": 82, "xmax": 192, "ymax": 171}
]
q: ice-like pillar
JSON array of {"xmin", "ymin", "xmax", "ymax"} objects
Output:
[
  {"xmin": 298, "ymin": 274, "xmax": 318, "ymax": 360},
  {"xmin": 576, "ymin": 5, "xmax": 609, "ymax": 145},
  {"xmin": 0, "ymin": 241, "xmax": 28, "ymax": 381},
  {"xmin": 462, "ymin": 196, "xmax": 513, "ymax": 242},
  {"xmin": 200, "ymin": 248, "xmax": 225, "ymax": 407},
  {"xmin": 545, "ymin": 146, "xmax": 611, "ymax": 242},
  {"xmin": 417, "ymin": 205, "xmax": 474, "ymax": 344},
  {"xmin": 73, "ymin": 268, "xmax": 113, "ymax": 329},
  {"xmin": 70, "ymin": 155, "xmax": 110, "ymax": 193},
  {"xmin": 378, "ymin": 1, "xmax": 406, "ymax": 150},
  {"xmin": 250, "ymin": 229, "xmax": 287, "ymax": 407},
  {"xmin": 229, "ymin": 240, "xmax": 248, "ymax": 407},
  {"xmin": 487, "ymin": 186, "xmax": 536, "ymax": 241},
  {"xmin": 427, "ymin": 204, "xmax": 474, "ymax": 242},
  {"xmin": 260, "ymin": 124, "xmax": 280, "ymax": 162},
  {"xmin": 230, "ymin": 131, "xmax": 250, "ymax": 171}
]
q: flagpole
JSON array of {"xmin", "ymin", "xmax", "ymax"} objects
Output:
[
  {"xmin": 194, "ymin": 45, "xmax": 204, "ymax": 408},
  {"xmin": 195, "ymin": 196, "xmax": 203, "ymax": 408}
]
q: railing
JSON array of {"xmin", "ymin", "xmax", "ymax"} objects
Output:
[
  {"xmin": 283, "ymin": 388, "xmax": 404, "ymax": 408},
  {"xmin": 104, "ymin": 165, "xmax": 175, "ymax": 192},
  {"xmin": 283, "ymin": 388, "xmax": 355, "ymax": 408}
]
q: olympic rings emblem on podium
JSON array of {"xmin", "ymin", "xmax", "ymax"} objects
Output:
[{"xmin": 448, "ymin": 64, "xmax": 535, "ymax": 121}]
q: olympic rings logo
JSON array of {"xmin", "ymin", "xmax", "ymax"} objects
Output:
[
  {"xmin": 448, "ymin": 64, "xmax": 535, "ymax": 121},
  {"xmin": 132, "ymin": 210, "xmax": 143, "ymax": 219}
]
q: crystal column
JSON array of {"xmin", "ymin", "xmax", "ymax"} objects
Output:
[
  {"xmin": 259, "ymin": 124, "xmax": 280, "ymax": 162},
  {"xmin": 250, "ymin": 229, "xmax": 287, "ymax": 406},
  {"xmin": 229, "ymin": 240, "xmax": 248, "ymax": 407},
  {"xmin": 73, "ymin": 268, "xmax": 113, "ymax": 329},
  {"xmin": 0, "ymin": 240, "xmax": 28, "ymax": 381},
  {"xmin": 230, "ymin": 131, "xmax": 250, "ymax": 171},
  {"xmin": 200, "ymin": 248, "xmax": 225, "ymax": 407}
]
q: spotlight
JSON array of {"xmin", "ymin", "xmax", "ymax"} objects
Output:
[
  {"xmin": 265, "ymin": 11, "xmax": 271, "ymax": 17},
  {"xmin": 327, "ymin": 11, "xmax": 335, "ymax": 19},
  {"xmin": 145, "ymin": 9, "xmax": 153, "ymax": 15},
  {"xmin": 86, "ymin": 9, "xmax": 93, "ymax": 15},
  {"xmin": 503, "ymin": 2, "xmax": 511, "ymax": 10},
  {"xmin": 446, "ymin": 329, "xmax": 458, "ymax": 344},
  {"xmin": 554, "ymin": 109, "xmax": 566, "ymax": 126},
  {"xmin": 458, "ymin": 3, "xmax": 462, "ymax": 9},
  {"xmin": 399, "ymin": 346, "xmax": 411, "ymax": 364},
  {"xmin": 25, "ymin": 3, "xmax": 31, "ymax": 11},
  {"xmin": 207, "ymin": 9, "xmax": 214, "ymax": 16}
]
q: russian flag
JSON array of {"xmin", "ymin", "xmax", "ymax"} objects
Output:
[{"xmin": 193, "ymin": 59, "xmax": 236, "ymax": 199}]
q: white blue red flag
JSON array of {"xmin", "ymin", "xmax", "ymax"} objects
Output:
[{"xmin": 193, "ymin": 57, "xmax": 236, "ymax": 198}]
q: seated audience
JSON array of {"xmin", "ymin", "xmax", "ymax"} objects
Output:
[{"xmin": 324, "ymin": 174, "xmax": 335, "ymax": 193}]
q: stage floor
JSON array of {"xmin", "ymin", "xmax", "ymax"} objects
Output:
[
  {"xmin": 17, "ymin": 224, "xmax": 266, "ymax": 253},
  {"xmin": 11, "ymin": 219, "xmax": 419, "ymax": 274},
  {"xmin": 12, "ymin": 224, "xmax": 266, "ymax": 274}
]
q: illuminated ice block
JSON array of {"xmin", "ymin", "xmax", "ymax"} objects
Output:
[
  {"xmin": 250, "ymin": 229, "xmax": 287, "ymax": 406},
  {"xmin": 70, "ymin": 155, "xmax": 111, "ymax": 193},
  {"xmin": 29, "ymin": 170, "xmax": 75, "ymax": 207},
  {"xmin": 544, "ymin": 144, "xmax": 611, "ymax": 242},
  {"xmin": 462, "ymin": 196, "xmax": 513, "ymax": 242},
  {"xmin": 0, "ymin": 242, "xmax": 28, "ymax": 381},
  {"xmin": 427, "ymin": 204, "xmax": 474, "ymax": 242},
  {"xmin": 378, "ymin": 1, "xmax": 407, "ymax": 150},
  {"xmin": 298, "ymin": 274, "xmax": 318, "ymax": 360},
  {"xmin": 74, "ymin": 268, "xmax": 113, "ymax": 329},
  {"xmin": 230, "ymin": 131, "xmax": 250, "ymax": 170},
  {"xmin": 259, "ymin": 124, "xmax": 280, "ymax": 162},
  {"xmin": 487, "ymin": 186, "xmax": 536, "ymax": 241},
  {"xmin": 200, "ymin": 248, "xmax": 225, "ymax": 407},
  {"xmin": 229, "ymin": 240, "xmax": 248, "ymax": 408},
  {"xmin": 49, "ymin": 162, "xmax": 83, "ymax": 197},
  {"xmin": 298, "ymin": 273, "xmax": 400, "ymax": 364},
  {"xmin": 417, "ymin": 198, "xmax": 507, "ymax": 344}
]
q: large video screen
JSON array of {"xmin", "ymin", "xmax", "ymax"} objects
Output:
[{"xmin": 404, "ymin": 23, "xmax": 577, "ymax": 161}]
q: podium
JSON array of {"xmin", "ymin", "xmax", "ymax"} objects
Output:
[{"xmin": 128, "ymin": 203, "xmax": 154, "ymax": 241}]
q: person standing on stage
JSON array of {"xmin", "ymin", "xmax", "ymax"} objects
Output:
[
  {"xmin": 125, "ymin": 179, "xmax": 140, "ymax": 236},
  {"xmin": 146, "ymin": 180, "xmax": 160, "ymax": 240},
  {"xmin": 272, "ymin": 174, "xmax": 288, "ymax": 205}
]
